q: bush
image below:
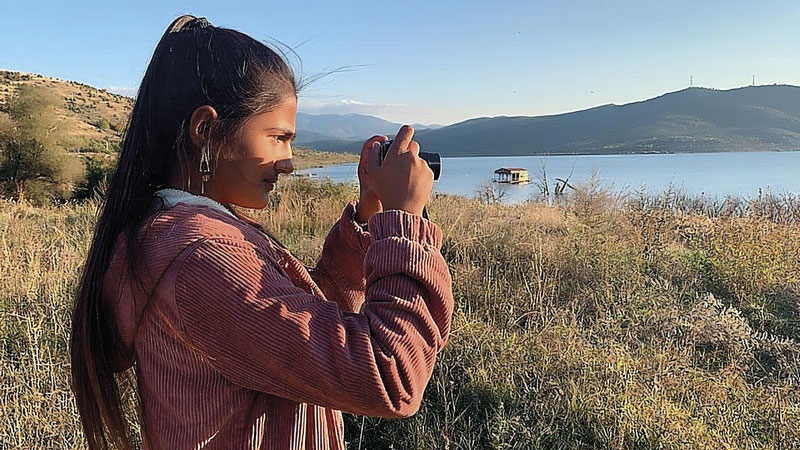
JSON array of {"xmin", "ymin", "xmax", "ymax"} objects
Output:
[
  {"xmin": 72, "ymin": 156, "xmax": 116, "ymax": 201},
  {"xmin": 109, "ymin": 121, "xmax": 125, "ymax": 133},
  {"xmin": 82, "ymin": 138, "xmax": 119, "ymax": 154},
  {"xmin": 94, "ymin": 118, "xmax": 109, "ymax": 131},
  {"xmin": 0, "ymin": 86, "xmax": 85, "ymax": 204}
]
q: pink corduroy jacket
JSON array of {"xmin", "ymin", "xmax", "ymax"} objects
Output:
[{"xmin": 103, "ymin": 190, "xmax": 454, "ymax": 449}]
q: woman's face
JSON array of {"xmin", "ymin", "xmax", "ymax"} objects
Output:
[{"xmin": 209, "ymin": 96, "xmax": 297, "ymax": 209}]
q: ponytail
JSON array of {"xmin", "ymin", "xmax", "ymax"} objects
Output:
[{"xmin": 69, "ymin": 15, "xmax": 297, "ymax": 449}]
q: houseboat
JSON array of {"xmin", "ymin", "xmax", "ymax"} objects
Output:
[{"xmin": 493, "ymin": 167, "xmax": 530, "ymax": 184}]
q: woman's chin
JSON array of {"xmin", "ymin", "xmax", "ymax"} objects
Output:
[{"xmin": 229, "ymin": 192, "xmax": 270, "ymax": 210}]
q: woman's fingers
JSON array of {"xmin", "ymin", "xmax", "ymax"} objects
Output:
[
  {"xmin": 368, "ymin": 141, "xmax": 381, "ymax": 172},
  {"xmin": 360, "ymin": 135, "xmax": 388, "ymax": 179},
  {"xmin": 360, "ymin": 135, "xmax": 387, "ymax": 165},
  {"xmin": 407, "ymin": 140, "xmax": 420, "ymax": 157},
  {"xmin": 362, "ymin": 135, "xmax": 388, "ymax": 151},
  {"xmin": 367, "ymin": 125, "xmax": 433, "ymax": 216},
  {"xmin": 389, "ymin": 125, "xmax": 415, "ymax": 156}
]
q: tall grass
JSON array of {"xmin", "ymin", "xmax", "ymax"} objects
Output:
[{"xmin": 1, "ymin": 177, "xmax": 798, "ymax": 449}]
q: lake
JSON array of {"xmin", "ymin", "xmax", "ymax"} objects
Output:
[{"xmin": 296, "ymin": 151, "xmax": 800, "ymax": 203}]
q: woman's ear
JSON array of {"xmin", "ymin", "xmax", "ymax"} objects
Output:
[{"xmin": 189, "ymin": 105, "xmax": 219, "ymax": 150}]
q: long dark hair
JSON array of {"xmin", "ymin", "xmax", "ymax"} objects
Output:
[{"xmin": 70, "ymin": 15, "xmax": 298, "ymax": 449}]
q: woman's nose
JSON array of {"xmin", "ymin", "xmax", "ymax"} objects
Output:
[{"xmin": 275, "ymin": 157, "xmax": 294, "ymax": 175}]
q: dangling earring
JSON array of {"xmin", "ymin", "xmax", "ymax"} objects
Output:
[{"xmin": 199, "ymin": 143, "xmax": 211, "ymax": 195}]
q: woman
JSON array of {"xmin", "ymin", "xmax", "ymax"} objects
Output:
[{"xmin": 69, "ymin": 15, "xmax": 454, "ymax": 450}]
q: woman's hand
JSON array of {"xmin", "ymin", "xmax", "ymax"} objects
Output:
[
  {"xmin": 369, "ymin": 125, "xmax": 433, "ymax": 217},
  {"xmin": 355, "ymin": 135, "xmax": 388, "ymax": 223}
]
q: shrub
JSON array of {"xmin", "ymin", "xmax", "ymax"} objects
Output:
[
  {"xmin": 93, "ymin": 118, "xmax": 109, "ymax": 131},
  {"xmin": 72, "ymin": 156, "xmax": 116, "ymax": 201},
  {"xmin": 0, "ymin": 86, "xmax": 85, "ymax": 204}
]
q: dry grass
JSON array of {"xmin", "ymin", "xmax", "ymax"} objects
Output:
[
  {"xmin": 0, "ymin": 201, "xmax": 96, "ymax": 447},
  {"xmin": 1, "ymin": 178, "xmax": 799, "ymax": 449}
]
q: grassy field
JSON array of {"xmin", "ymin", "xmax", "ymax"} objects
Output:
[{"xmin": 1, "ymin": 178, "xmax": 799, "ymax": 449}]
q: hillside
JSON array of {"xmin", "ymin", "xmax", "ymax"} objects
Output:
[
  {"xmin": 0, "ymin": 70, "xmax": 132, "ymax": 150},
  {"xmin": 304, "ymin": 85, "xmax": 800, "ymax": 156}
]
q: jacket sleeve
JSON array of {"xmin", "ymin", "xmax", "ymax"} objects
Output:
[
  {"xmin": 172, "ymin": 209, "xmax": 454, "ymax": 418},
  {"xmin": 308, "ymin": 201, "xmax": 372, "ymax": 313}
]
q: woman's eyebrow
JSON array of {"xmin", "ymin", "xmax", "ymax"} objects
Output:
[{"xmin": 264, "ymin": 127, "xmax": 296, "ymax": 138}]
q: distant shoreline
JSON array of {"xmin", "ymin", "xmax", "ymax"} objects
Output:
[
  {"xmin": 437, "ymin": 148, "xmax": 800, "ymax": 158},
  {"xmin": 300, "ymin": 148, "xmax": 800, "ymax": 162},
  {"xmin": 292, "ymin": 148, "xmax": 359, "ymax": 170}
]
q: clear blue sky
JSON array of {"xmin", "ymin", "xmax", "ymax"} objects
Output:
[{"xmin": 2, "ymin": 1, "xmax": 799, "ymax": 125}]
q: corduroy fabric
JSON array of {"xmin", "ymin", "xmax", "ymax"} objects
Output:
[{"xmin": 102, "ymin": 196, "xmax": 454, "ymax": 449}]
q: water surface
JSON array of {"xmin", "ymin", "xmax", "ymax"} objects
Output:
[{"xmin": 297, "ymin": 151, "xmax": 800, "ymax": 203}]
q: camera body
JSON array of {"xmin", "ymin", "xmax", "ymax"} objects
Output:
[{"xmin": 378, "ymin": 140, "xmax": 442, "ymax": 180}]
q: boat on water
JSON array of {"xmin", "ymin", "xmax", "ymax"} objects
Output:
[{"xmin": 493, "ymin": 167, "xmax": 530, "ymax": 184}]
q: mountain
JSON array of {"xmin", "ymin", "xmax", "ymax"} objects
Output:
[
  {"xmin": 294, "ymin": 112, "xmax": 400, "ymax": 142},
  {"xmin": 294, "ymin": 112, "xmax": 440, "ymax": 144},
  {"xmin": 5, "ymin": 70, "xmax": 796, "ymax": 158},
  {"xmin": 304, "ymin": 85, "xmax": 800, "ymax": 156},
  {"xmin": 294, "ymin": 129, "xmax": 340, "ymax": 144}
]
